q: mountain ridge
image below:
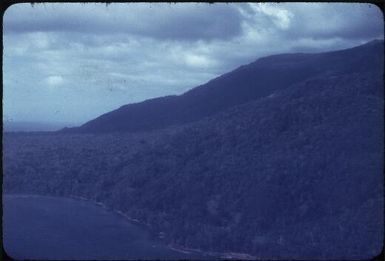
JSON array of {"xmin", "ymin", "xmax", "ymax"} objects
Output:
[
  {"xmin": 61, "ymin": 39, "xmax": 383, "ymax": 134},
  {"xmin": 5, "ymin": 69, "xmax": 383, "ymax": 258}
]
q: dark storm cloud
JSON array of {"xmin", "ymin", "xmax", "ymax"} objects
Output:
[{"xmin": 4, "ymin": 3, "xmax": 243, "ymax": 41}]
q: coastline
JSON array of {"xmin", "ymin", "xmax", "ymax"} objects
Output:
[{"xmin": 3, "ymin": 193, "xmax": 257, "ymax": 260}]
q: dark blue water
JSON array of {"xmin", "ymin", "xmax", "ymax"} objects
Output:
[{"xmin": 3, "ymin": 194, "xmax": 206, "ymax": 260}]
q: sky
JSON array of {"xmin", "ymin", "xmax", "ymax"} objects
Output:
[{"xmin": 3, "ymin": 3, "xmax": 384, "ymax": 126}]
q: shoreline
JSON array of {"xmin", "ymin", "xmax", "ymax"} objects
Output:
[{"xmin": 3, "ymin": 193, "xmax": 257, "ymax": 259}]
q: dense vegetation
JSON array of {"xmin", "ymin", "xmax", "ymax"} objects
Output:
[{"xmin": 4, "ymin": 41, "xmax": 384, "ymax": 259}]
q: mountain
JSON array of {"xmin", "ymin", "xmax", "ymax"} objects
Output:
[
  {"xmin": 4, "ymin": 39, "xmax": 384, "ymax": 259},
  {"xmin": 3, "ymin": 121, "xmax": 78, "ymax": 132},
  {"xmin": 62, "ymin": 39, "xmax": 384, "ymax": 133}
]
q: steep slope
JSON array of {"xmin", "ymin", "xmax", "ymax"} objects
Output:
[
  {"xmin": 63, "ymin": 39, "xmax": 384, "ymax": 133},
  {"xmin": 112, "ymin": 71, "xmax": 383, "ymax": 258}
]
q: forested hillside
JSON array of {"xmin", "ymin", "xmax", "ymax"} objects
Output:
[
  {"xmin": 63, "ymin": 40, "xmax": 383, "ymax": 133},
  {"xmin": 4, "ymin": 40, "xmax": 384, "ymax": 259}
]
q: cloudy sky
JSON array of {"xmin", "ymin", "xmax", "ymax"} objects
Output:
[{"xmin": 3, "ymin": 3, "xmax": 383, "ymax": 126}]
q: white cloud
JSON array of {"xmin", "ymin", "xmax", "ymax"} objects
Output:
[
  {"xmin": 255, "ymin": 3, "xmax": 294, "ymax": 30},
  {"xmin": 45, "ymin": 75, "xmax": 64, "ymax": 88},
  {"xmin": 184, "ymin": 53, "xmax": 218, "ymax": 68}
]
